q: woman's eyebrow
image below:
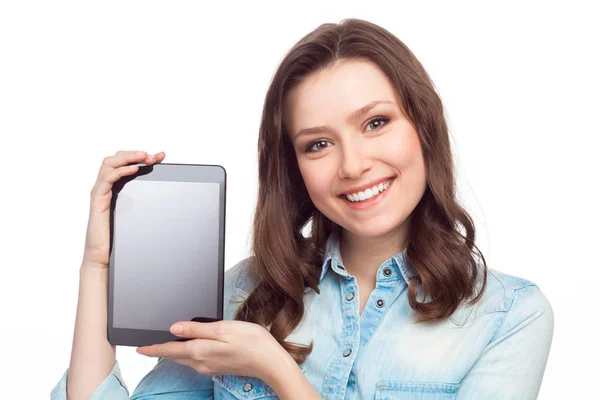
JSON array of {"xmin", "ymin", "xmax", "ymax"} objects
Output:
[{"xmin": 293, "ymin": 100, "xmax": 394, "ymax": 140}]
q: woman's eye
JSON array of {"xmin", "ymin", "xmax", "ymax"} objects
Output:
[
  {"xmin": 305, "ymin": 140, "xmax": 331, "ymax": 153},
  {"xmin": 303, "ymin": 116, "xmax": 389, "ymax": 154},
  {"xmin": 365, "ymin": 116, "xmax": 390, "ymax": 132}
]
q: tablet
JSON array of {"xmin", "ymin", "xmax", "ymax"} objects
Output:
[{"xmin": 107, "ymin": 162, "xmax": 226, "ymax": 347}]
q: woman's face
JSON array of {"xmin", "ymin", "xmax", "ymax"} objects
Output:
[{"xmin": 283, "ymin": 58, "xmax": 428, "ymax": 241}]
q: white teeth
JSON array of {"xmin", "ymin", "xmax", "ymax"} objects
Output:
[{"xmin": 345, "ymin": 179, "xmax": 393, "ymax": 203}]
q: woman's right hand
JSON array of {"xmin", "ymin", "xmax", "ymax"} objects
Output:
[{"xmin": 82, "ymin": 150, "xmax": 166, "ymax": 270}]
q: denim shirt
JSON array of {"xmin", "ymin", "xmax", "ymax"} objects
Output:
[{"xmin": 51, "ymin": 229, "xmax": 554, "ymax": 399}]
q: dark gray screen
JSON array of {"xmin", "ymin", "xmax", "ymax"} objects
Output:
[{"xmin": 113, "ymin": 180, "xmax": 220, "ymax": 331}]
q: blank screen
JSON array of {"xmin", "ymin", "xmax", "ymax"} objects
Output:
[{"xmin": 112, "ymin": 179, "xmax": 220, "ymax": 331}]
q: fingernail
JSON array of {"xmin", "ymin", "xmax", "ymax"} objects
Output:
[{"xmin": 171, "ymin": 324, "xmax": 183, "ymax": 334}]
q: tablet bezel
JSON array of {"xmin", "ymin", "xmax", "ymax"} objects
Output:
[{"xmin": 107, "ymin": 162, "xmax": 226, "ymax": 347}]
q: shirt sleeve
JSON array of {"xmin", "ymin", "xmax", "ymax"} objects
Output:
[
  {"xmin": 50, "ymin": 359, "xmax": 129, "ymax": 400},
  {"xmin": 50, "ymin": 358, "xmax": 215, "ymax": 399},
  {"xmin": 456, "ymin": 284, "xmax": 554, "ymax": 399}
]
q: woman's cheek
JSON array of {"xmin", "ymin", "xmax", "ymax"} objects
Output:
[
  {"xmin": 298, "ymin": 157, "xmax": 337, "ymax": 201},
  {"xmin": 380, "ymin": 127, "xmax": 421, "ymax": 167},
  {"xmin": 298, "ymin": 159, "xmax": 322, "ymax": 192}
]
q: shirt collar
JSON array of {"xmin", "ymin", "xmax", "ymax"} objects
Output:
[{"xmin": 319, "ymin": 228, "xmax": 418, "ymax": 285}]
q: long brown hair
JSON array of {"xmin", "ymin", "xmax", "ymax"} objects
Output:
[{"xmin": 235, "ymin": 18, "xmax": 488, "ymax": 365}]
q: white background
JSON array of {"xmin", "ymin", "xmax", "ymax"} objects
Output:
[{"xmin": 1, "ymin": 1, "xmax": 598, "ymax": 398}]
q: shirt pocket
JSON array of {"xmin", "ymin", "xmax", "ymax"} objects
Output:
[
  {"xmin": 375, "ymin": 380, "xmax": 460, "ymax": 400},
  {"xmin": 213, "ymin": 374, "xmax": 278, "ymax": 399}
]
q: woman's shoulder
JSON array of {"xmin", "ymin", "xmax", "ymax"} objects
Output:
[
  {"xmin": 224, "ymin": 256, "xmax": 259, "ymax": 293},
  {"xmin": 448, "ymin": 266, "xmax": 553, "ymax": 328},
  {"xmin": 223, "ymin": 256, "xmax": 259, "ymax": 320}
]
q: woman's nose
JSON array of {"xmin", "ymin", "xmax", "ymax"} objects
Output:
[{"xmin": 337, "ymin": 140, "xmax": 372, "ymax": 180}]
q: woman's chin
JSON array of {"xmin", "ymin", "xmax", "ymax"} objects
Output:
[{"xmin": 339, "ymin": 220, "xmax": 400, "ymax": 239}]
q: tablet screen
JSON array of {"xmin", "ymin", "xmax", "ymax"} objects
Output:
[{"xmin": 112, "ymin": 179, "xmax": 220, "ymax": 331}]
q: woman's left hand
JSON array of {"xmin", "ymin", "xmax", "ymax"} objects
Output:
[{"xmin": 136, "ymin": 320, "xmax": 289, "ymax": 382}]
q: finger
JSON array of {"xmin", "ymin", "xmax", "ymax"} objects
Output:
[
  {"xmin": 92, "ymin": 151, "xmax": 147, "ymax": 195},
  {"xmin": 104, "ymin": 164, "xmax": 140, "ymax": 185},
  {"xmin": 93, "ymin": 151, "xmax": 165, "ymax": 197},
  {"xmin": 170, "ymin": 321, "xmax": 224, "ymax": 341},
  {"xmin": 137, "ymin": 341, "xmax": 189, "ymax": 359},
  {"xmin": 138, "ymin": 338, "xmax": 221, "ymax": 360},
  {"xmin": 100, "ymin": 150, "xmax": 148, "ymax": 172},
  {"xmin": 99, "ymin": 150, "xmax": 165, "ymax": 179},
  {"xmin": 113, "ymin": 150, "xmax": 165, "ymax": 165},
  {"xmin": 92, "ymin": 164, "xmax": 140, "ymax": 201}
]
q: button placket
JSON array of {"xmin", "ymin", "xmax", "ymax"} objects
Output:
[{"xmin": 320, "ymin": 276, "xmax": 360, "ymax": 396}]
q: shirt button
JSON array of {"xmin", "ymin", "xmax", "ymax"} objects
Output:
[
  {"xmin": 243, "ymin": 383, "xmax": 253, "ymax": 392},
  {"xmin": 376, "ymin": 299, "xmax": 385, "ymax": 308},
  {"xmin": 343, "ymin": 348, "xmax": 352, "ymax": 357},
  {"xmin": 346, "ymin": 292, "xmax": 355, "ymax": 301},
  {"xmin": 383, "ymin": 268, "xmax": 392, "ymax": 276}
]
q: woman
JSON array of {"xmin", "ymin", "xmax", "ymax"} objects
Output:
[{"xmin": 52, "ymin": 18, "xmax": 553, "ymax": 400}]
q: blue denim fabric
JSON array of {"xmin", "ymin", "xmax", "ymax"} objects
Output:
[{"xmin": 51, "ymin": 229, "xmax": 553, "ymax": 399}]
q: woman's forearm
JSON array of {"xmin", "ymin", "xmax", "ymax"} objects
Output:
[{"xmin": 66, "ymin": 264, "xmax": 117, "ymax": 400}]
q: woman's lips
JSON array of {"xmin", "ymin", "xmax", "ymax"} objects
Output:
[
  {"xmin": 339, "ymin": 177, "xmax": 395, "ymax": 210},
  {"xmin": 340, "ymin": 176, "xmax": 395, "ymax": 197}
]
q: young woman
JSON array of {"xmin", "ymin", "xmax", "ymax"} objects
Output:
[{"xmin": 52, "ymin": 18, "xmax": 553, "ymax": 400}]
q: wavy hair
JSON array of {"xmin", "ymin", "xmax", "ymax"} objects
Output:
[{"xmin": 234, "ymin": 18, "xmax": 488, "ymax": 365}]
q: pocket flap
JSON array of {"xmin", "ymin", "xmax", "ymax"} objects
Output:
[{"xmin": 376, "ymin": 380, "xmax": 460, "ymax": 400}]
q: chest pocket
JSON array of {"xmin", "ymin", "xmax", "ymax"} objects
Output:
[
  {"xmin": 375, "ymin": 380, "xmax": 460, "ymax": 400},
  {"xmin": 213, "ymin": 374, "xmax": 278, "ymax": 399}
]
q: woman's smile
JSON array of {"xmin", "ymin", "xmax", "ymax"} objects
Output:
[{"xmin": 339, "ymin": 176, "xmax": 396, "ymax": 211}]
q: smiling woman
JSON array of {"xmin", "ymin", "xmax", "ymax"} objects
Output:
[
  {"xmin": 52, "ymin": 17, "xmax": 553, "ymax": 400},
  {"xmin": 283, "ymin": 59, "xmax": 427, "ymax": 242}
]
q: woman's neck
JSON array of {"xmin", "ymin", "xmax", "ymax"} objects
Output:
[{"xmin": 339, "ymin": 225, "xmax": 407, "ymax": 282}]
